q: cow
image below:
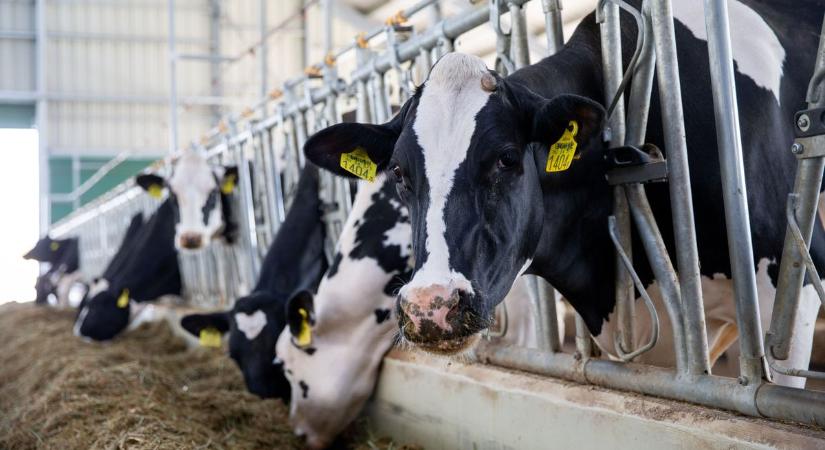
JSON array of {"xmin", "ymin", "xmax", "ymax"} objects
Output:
[
  {"xmin": 303, "ymin": 0, "xmax": 824, "ymax": 387},
  {"xmin": 24, "ymin": 236, "xmax": 81, "ymax": 306},
  {"xmin": 74, "ymin": 194, "xmax": 182, "ymax": 341},
  {"xmin": 135, "ymin": 149, "xmax": 238, "ymax": 251},
  {"xmin": 274, "ymin": 174, "xmax": 412, "ymax": 449},
  {"xmin": 179, "ymin": 164, "xmax": 328, "ymax": 400},
  {"xmin": 276, "ymin": 173, "xmax": 558, "ymax": 449}
]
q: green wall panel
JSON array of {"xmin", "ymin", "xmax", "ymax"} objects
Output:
[{"xmin": 49, "ymin": 156, "xmax": 156, "ymax": 224}]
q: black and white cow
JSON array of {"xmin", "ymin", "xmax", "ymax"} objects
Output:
[
  {"xmin": 74, "ymin": 197, "xmax": 182, "ymax": 341},
  {"xmin": 305, "ymin": 1, "xmax": 824, "ymax": 386},
  {"xmin": 24, "ymin": 236, "xmax": 81, "ymax": 306},
  {"xmin": 180, "ymin": 164, "xmax": 328, "ymax": 400},
  {"xmin": 275, "ymin": 174, "xmax": 413, "ymax": 449},
  {"xmin": 135, "ymin": 149, "xmax": 238, "ymax": 250},
  {"xmin": 275, "ymin": 172, "xmax": 550, "ymax": 449}
]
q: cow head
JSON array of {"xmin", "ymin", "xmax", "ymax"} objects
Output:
[
  {"xmin": 275, "ymin": 176, "xmax": 411, "ymax": 449},
  {"xmin": 180, "ymin": 291, "xmax": 291, "ymax": 401},
  {"xmin": 73, "ymin": 281, "xmax": 131, "ymax": 341},
  {"xmin": 135, "ymin": 151, "xmax": 238, "ymax": 251},
  {"xmin": 305, "ymin": 53, "xmax": 605, "ymax": 353}
]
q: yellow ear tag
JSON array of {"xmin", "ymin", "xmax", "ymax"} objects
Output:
[
  {"xmin": 199, "ymin": 327, "xmax": 222, "ymax": 348},
  {"xmin": 545, "ymin": 120, "xmax": 579, "ymax": 173},
  {"xmin": 50, "ymin": 242, "xmax": 60, "ymax": 251},
  {"xmin": 117, "ymin": 289, "xmax": 130, "ymax": 309},
  {"xmin": 221, "ymin": 174, "xmax": 236, "ymax": 194},
  {"xmin": 340, "ymin": 148, "xmax": 377, "ymax": 182},
  {"xmin": 147, "ymin": 184, "xmax": 163, "ymax": 199},
  {"xmin": 295, "ymin": 308, "xmax": 312, "ymax": 347}
]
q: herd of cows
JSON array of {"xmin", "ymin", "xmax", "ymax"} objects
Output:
[{"xmin": 21, "ymin": 0, "xmax": 825, "ymax": 448}]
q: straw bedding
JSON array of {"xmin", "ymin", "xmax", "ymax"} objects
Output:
[{"xmin": 0, "ymin": 302, "xmax": 408, "ymax": 450}]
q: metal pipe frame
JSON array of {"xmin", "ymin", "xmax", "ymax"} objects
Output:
[
  {"xmin": 649, "ymin": 0, "xmax": 710, "ymax": 376},
  {"xmin": 703, "ymin": 0, "xmax": 765, "ymax": 383},
  {"xmin": 167, "ymin": 0, "xmax": 179, "ymax": 154},
  {"xmin": 767, "ymin": 16, "xmax": 825, "ymax": 364},
  {"xmin": 477, "ymin": 345, "xmax": 825, "ymax": 427},
  {"xmin": 599, "ymin": 0, "xmax": 636, "ymax": 360}
]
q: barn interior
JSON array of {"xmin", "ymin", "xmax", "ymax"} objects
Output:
[{"xmin": 2, "ymin": 0, "xmax": 825, "ymax": 449}]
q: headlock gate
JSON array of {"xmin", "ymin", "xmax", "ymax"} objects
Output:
[{"xmin": 50, "ymin": 0, "xmax": 825, "ymax": 429}]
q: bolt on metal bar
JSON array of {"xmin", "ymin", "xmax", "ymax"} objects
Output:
[
  {"xmin": 649, "ymin": 0, "xmax": 710, "ymax": 376},
  {"xmin": 704, "ymin": 0, "xmax": 765, "ymax": 383},
  {"xmin": 767, "ymin": 15, "xmax": 825, "ymax": 365}
]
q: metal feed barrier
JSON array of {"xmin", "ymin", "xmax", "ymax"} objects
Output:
[{"xmin": 49, "ymin": 0, "xmax": 825, "ymax": 429}]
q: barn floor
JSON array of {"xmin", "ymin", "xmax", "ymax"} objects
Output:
[{"xmin": 0, "ymin": 302, "xmax": 409, "ymax": 450}]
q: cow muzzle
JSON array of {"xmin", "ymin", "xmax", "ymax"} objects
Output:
[
  {"xmin": 179, "ymin": 232, "xmax": 204, "ymax": 250},
  {"xmin": 397, "ymin": 284, "xmax": 483, "ymax": 354}
]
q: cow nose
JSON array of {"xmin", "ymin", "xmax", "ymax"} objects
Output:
[
  {"xmin": 398, "ymin": 284, "xmax": 463, "ymax": 338},
  {"xmin": 179, "ymin": 233, "xmax": 203, "ymax": 249}
]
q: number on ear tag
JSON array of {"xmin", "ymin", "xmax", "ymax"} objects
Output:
[
  {"xmin": 50, "ymin": 242, "xmax": 60, "ymax": 251},
  {"xmin": 148, "ymin": 184, "xmax": 163, "ymax": 199},
  {"xmin": 117, "ymin": 289, "xmax": 130, "ymax": 309},
  {"xmin": 545, "ymin": 120, "xmax": 579, "ymax": 173},
  {"xmin": 340, "ymin": 148, "xmax": 377, "ymax": 182},
  {"xmin": 199, "ymin": 327, "xmax": 222, "ymax": 348},
  {"xmin": 221, "ymin": 174, "xmax": 237, "ymax": 194},
  {"xmin": 296, "ymin": 308, "xmax": 312, "ymax": 347}
]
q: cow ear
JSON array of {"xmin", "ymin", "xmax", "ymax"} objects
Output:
[
  {"xmin": 304, "ymin": 109, "xmax": 406, "ymax": 180},
  {"xmin": 180, "ymin": 312, "xmax": 230, "ymax": 337},
  {"xmin": 531, "ymin": 94, "xmax": 606, "ymax": 152},
  {"xmin": 286, "ymin": 291, "xmax": 315, "ymax": 347},
  {"xmin": 135, "ymin": 174, "xmax": 166, "ymax": 199},
  {"xmin": 220, "ymin": 166, "xmax": 239, "ymax": 194}
]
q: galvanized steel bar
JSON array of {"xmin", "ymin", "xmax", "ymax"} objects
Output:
[
  {"xmin": 649, "ymin": 0, "xmax": 710, "ymax": 376},
  {"xmin": 703, "ymin": 0, "xmax": 765, "ymax": 382},
  {"xmin": 767, "ymin": 17, "xmax": 825, "ymax": 365},
  {"xmin": 541, "ymin": 0, "xmax": 564, "ymax": 54},
  {"xmin": 167, "ymin": 0, "xmax": 179, "ymax": 154}
]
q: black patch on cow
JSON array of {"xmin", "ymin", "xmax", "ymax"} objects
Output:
[
  {"xmin": 348, "ymin": 181, "xmax": 409, "ymax": 275},
  {"xmin": 303, "ymin": 346, "xmax": 317, "ymax": 356},
  {"xmin": 299, "ymin": 380, "xmax": 309, "ymax": 399},
  {"xmin": 374, "ymin": 308, "xmax": 391, "ymax": 324},
  {"xmin": 326, "ymin": 252, "xmax": 343, "ymax": 279}
]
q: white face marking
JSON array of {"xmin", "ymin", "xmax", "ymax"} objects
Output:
[
  {"xmin": 383, "ymin": 220, "xmax": 412, "ymax": 259},
  {"xmin": 234, "ymin": 310, "xmax": 267, "ymax": 341},
  {"xmin": 87, "ymin": 278, "xmax": 109, "ymax": 298},
  {"xmin": 168, "ymin": 151, "xmax": 222, "ymax": 247},
  {"xmin": 404, "ymin": 53, "xmax": 492, "ymax": 295},
  {"xmin": 277, "ymin": 177, "xmax": 408, "ymax": 448},
  {"xmin": 672, "ymin": 0, "xmax": 785, "ymax": 103}
]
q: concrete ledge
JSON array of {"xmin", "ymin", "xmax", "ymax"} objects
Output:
[{"xmin": 366, "ymin": 349, "xmax": 825, "ymax": 450}]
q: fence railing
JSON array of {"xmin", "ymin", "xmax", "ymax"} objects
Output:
[{"xmin": 49, "ymin": 0, "xmax": 825, "ymax": 429}]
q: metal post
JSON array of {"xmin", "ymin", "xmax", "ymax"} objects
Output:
[
  {"xmin": 767, "ymin": 17, "xmax": 825, "ymax": 363},
  {"xmin": 703, "ymin": 0, "xmax": 764, "ymax": 382},
  {"xmin": 209, "ymin": 0, "xmax": 221, "ymax": 122},
  {"xmin": 541, "ymin": 0, "xmax": 564, "ymax": 54},
  {"xmin": 649, "ymin": 0, "xmax": 710, "ymax": 376},
  {"xmin": 259, "ymin": 0, "xmax": 268, "ymax": 115},
  {"xmin": 35, "ymin": 0, "xmax": 49, "ymax": 232},
  {"xmin": 599, "ymin": 0, "xmax": 635, "ymax": 357},
  {"xmin": 508, "ymin": 1, "xmax": 530, "ymax": 69},
  {"xmin": 167, "ymin": 0, "xmax": 179, "ymax": 154}
]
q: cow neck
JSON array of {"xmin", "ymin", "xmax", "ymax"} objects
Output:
[{"xmin": 509, "ymin": 21, "xmax": 617, "ymax": 334}]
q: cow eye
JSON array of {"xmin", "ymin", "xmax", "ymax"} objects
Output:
[
  {"xmin": 497, "ymin": 151, "xmax": 520, "ymax": 170},
  {"xmin": 390, "ymin": 164, "xmax": 404, "ymax": 183}
]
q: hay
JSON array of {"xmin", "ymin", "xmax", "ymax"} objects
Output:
[{"xmin": 0, "ymin": 303, "xmax": 414, "ymax": 450}]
